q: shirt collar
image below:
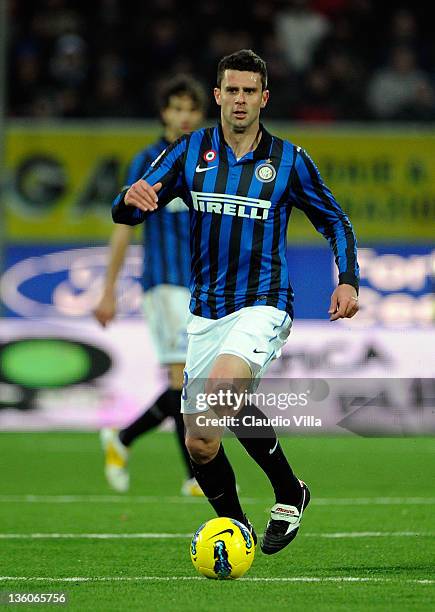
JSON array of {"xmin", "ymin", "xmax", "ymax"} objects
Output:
[{"xmin": 217, "ymin": 122, "xmax": 272, "ymax": 161}]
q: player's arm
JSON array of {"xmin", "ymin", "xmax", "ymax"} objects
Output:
[
  {"xmin": 94, "ymin": 223, "xmax": 133, "ymax": 327},
  {"xmin": 112, "ymin": 136, "xmax": 189, "ymax": 225},
  {"xmin": 289, "ymin": 147, "xmax": 359, "ymax": 321},
  {"xmin": 95, "ymin": 148, "xmax": 150, "ymax": 326}
]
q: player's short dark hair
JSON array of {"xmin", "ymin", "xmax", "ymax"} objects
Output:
[
  {"xmin": 158, "ymin": 75, "xmax": 207, "ymax": 112},
  {"xmin": 217, "ymin": 49, "xmax": 268, "ymax": 90}
]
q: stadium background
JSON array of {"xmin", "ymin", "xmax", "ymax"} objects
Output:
[
  {"xmin": 0, "ymin": 2, "xmax": 434, "ymax": 609},
  {"xmin": 1, "ymin": 1, "xmax": 433, "ymax": 432}
]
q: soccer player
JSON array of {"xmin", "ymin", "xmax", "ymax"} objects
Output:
[
  {"xmin": 112, "ymin": 50, "xmax": 359, "ymax": 554},
  {"xmin": 95, "ymin": 75, "xmax": 207, "ymax": 495}
]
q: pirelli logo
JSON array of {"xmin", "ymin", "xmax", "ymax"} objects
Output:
[{"xmin": 191, "ymin": 191, "xmax": 271, "ymax": 220}]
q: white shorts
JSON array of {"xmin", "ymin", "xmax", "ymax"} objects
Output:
[
  {"xmin": 142, "ymin": 284, "xmax": 190, "ymax": 365},
  {"xmin": 181, "ymin": 305, "xmax": 292, "ymax": 414}
]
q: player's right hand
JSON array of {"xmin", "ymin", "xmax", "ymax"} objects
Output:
[
  {"xmin": 125, "ymin": 180, "xmax": 162, "ymax": 212},
  {"xmin": 93, "ymin": 292, "xmax": 116, "ymax": 327}
]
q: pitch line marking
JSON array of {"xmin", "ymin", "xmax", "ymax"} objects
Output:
[
  {"xmin": 0, "ymin": 576, "xmax": 433, "ymax": 585},
  {"xmin": 0, "ymin": 532, "xmax": 433, "ymax": 540},
  {"xmin": 0, "ymin": 495, "xmax": 434, "ymax": 506}
]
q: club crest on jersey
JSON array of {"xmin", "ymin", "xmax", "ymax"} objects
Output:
[
  {"xmin": 203, "ymin": 150, "xmax": 217, "ymax": 163},
  {"xmin": 255, "ymin": 162, "xmax": 276, "ymax": 183}
]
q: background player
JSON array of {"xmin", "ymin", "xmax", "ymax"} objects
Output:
[
  {"xmin": 111, "ymin": 50, "xmax": 359, "ymax": 554},
  {"xmin": 95, "ymin": 75, "xmax": 207, "ymax": 495}
]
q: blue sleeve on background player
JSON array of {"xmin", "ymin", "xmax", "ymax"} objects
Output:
[
  {"xmin": 290, "ymin": 147, "xmax": 359, "ymax": 291},
  {"xmin": 125, "ymin": 150, "xmax": 152, "ymax": 185},
  {"xmin": 112, "ymin": 136, "xmax": 188, "ymax": 225}
]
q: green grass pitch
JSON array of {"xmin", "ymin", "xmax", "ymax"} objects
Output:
[{"xmin": 0, "ymin": 432, "xmax": 434, "ymax": 611}]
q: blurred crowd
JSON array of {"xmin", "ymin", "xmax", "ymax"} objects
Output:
[{"xmin": 7, "ymin": 0, "xmax": 435, "ymax": 121}]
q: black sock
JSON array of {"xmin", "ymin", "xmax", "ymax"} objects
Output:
[
  {"xmin": 173, "ymin": 412, "xmax": 194, "ymax": 479},
  {"xmin": 119, "ymin": 389, "xmax": 180, "ymax": 447},
  {"xmin": 190, "ymin": 445, "xmax": 245, "ymax": 523},
  {"xmin": 228, "ymin": 403, "xmax": 302, "ymax": 505}
]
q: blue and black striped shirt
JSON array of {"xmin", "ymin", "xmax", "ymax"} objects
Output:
[
  {"xmin": 124, "ymin": 137, "xmax": 190, "ymax": 290},
  {"xmin": 113, "ymin": 124, "xmax": 359, "ymax": 319}
]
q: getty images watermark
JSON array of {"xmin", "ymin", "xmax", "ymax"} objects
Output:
[
  {"xmin": 182, "ymin": 378, "xmax": 435, "ymax": 437},
  {"xmin": 190, "ymin": 386, "xmax": 322, "ymax": 430}
]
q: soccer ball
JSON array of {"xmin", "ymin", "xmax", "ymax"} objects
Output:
[{"xmin": 190, "ymin": 517, "xmax": 255, "ymax": 580}]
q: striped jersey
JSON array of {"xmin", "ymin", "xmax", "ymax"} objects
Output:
[
  {"xmin": 113, "ymin": 124, "xmax": 359, "ymax": 319},
  {"xmin": 125, "ymin": 137, "xmax": 190, "ymax": 290}
]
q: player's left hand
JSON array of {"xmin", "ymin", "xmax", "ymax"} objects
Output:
[{"xmin": 328, "ymin": 284, "xmax": 359, "ymax": 321}]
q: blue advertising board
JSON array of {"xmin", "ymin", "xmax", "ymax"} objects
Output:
[{"xmin": 1, "ymin": 244, "xmax": 433, "ymax": 325}]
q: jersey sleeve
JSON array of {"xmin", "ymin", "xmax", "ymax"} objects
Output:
[
  {"xmin": 112, "ymin": 136, "xmax": 188, "ymax": 225},
  {"xmin": 289, "ymin": 147, "xmax": 359, "ymax": 291},
  {"xmin": 124, "ymin": 149, "xmax": 153, "ymax": 185}
]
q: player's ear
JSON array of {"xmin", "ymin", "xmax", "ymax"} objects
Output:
[
  {"xmin": 214, "ymin": 87, "xmax": 222, "ymax": 106},
  {"xmin": 260, "ymin": 89, "xmax": 269, "ymax": 108}
]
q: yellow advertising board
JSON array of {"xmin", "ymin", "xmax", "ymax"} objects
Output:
[
  {"xmin": 277, "ymin": 126, "xmax": 435, "ymax": 243},
  {"xmin": 5, "ymin": 122, "xmax": 435, "ymax": 242},
  {"xmin": 5, "ymin": 123, "xmax": 161, "ymax": 242}
]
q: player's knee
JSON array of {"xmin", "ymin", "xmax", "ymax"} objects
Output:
[
  {"xmin": 209, "ymin": 354, "xmax": 252, "ymax": 381},
  {"xmin": 204, "ymin": 380, "xmax": 241, "ymax": 417},
  {"xmin": 185, "ymin": 437, "xmax": 219, "ymax": 464},
  {"xmin": 205, "ymin": 378, "xmax": 235, "ymax": 396}
]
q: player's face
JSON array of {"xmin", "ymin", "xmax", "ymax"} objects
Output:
[
  {"xmin": 161, "ymin": 94, "xmax": 204, "ymax": 140},
  {"xmin": 214, "ymin": 70, "xmax": 269, "ymax": 132}
]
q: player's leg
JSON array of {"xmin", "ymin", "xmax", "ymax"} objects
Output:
[
  {"xmin": 168, "ymin": 363, "xmax": 203, "ymax": 496},
  {"xmin": 100, "ymin": 388, "xmax": 179, "ymax": 492},
  {"xmin": 118, "ymin": 361, "xmax": 185, "ymax": 450},
  {"xmin": 215, "ymin": 306, "xmax": 310, "ymax": 554},
  {"xmin": 226, "ymin": 400, "xmax": 310, "ymax": 554},
  {"xmin": 225, "ymin": 398, "xmax": 302, "ymax": 505},
  {"xmin": 101, "ymin": 285, "xmax": 191, "ymax": 493},
  {"xmin": 184, "ymin": 351, "xmax": 303, "ymax": 509},
  {"xmin": 184, "ymin": 413, "xmax": 256, "ymax": 543},
  {"xmin": 182, "ymin": 318, "xmax": 256, "ymax": 541},
  {"xmin": 185, "ymin": 355, "xmax": 247, "ymax": 523},
  {"xmin": 118, "ymin": 388, "xmax": 179, "ymax": 447}
]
